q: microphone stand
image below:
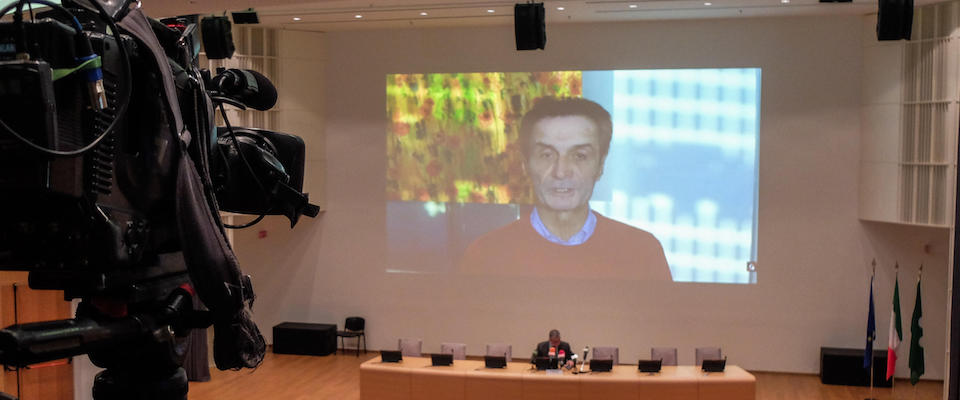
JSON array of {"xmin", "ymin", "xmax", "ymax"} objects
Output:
[{"xmin": 579, "ymin": 347, "xmax": 589, "ymax": 373}]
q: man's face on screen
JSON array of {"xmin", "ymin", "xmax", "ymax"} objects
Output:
[{"xmin": 526, "ymin": 115, "xmax": 604, "ymax": 214}]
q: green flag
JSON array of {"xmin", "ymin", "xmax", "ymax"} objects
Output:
[{"xmin": 908, "ymin": 277, "xmax": 924, "ymax": 385}]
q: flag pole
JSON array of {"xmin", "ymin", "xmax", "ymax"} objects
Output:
[
  {"xmin": 912, "ymin": 264, "xmax": 923, "ymax": 400},
  {"xmin": 866, "ymin": 259, "xmax": 876, "ymax": 400},
  {"xmin": 891, "ymin": 263, "xmax": 898, "ymax": 397}
]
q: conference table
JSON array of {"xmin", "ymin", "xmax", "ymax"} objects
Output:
[{"xmin": 359, "ymin": 356, "xmax": 755, "ymax": 400}]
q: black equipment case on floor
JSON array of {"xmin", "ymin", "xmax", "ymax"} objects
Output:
[{"xmin": 273, "ymin": 322, "xmax": 337, "ymax": 356}]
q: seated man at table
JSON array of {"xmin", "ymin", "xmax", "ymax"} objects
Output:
[{"xmin": 533, "ymin": 329, "xmax": 574, "ymax": 368}]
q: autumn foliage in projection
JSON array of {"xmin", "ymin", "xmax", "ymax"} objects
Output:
[{"xmin": 386, "ymin": 71, "xmax": 582, "ymax": 204}]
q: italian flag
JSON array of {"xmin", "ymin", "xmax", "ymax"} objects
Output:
[{"xmin": 886, "ymin": 277, "xmax": 902, "ymax": 381}]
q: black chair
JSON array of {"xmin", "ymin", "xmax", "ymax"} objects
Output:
[{"xmin": 336, "ymin": 317, "xmax": 366, "ymax": 356}]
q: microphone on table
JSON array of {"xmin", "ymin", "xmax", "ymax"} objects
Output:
[
  {"xmin": 580, "ymin": 346, "xmax": 590, "ymax": 373},
  {"xmin": 569, "ymin": 354, "xmax": 579, "ymax": 371},
  {"xmin": 558, "ymin": 349, "xmax": 566, "ymax": 369}
]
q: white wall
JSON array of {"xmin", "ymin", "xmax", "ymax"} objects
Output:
[
  {"xmin": 234, "ymin": 16, "xmax": 949, "ymax": 379},
  {"xmin": 276, "ymin": 29, "xmax": 327, "ymax": 206}
]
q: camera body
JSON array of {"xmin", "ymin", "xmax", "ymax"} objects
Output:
[
  {"xmin": 0, "ymin": 12, "xmax": 183, "ymax": 300},
  {"xmin": 0, "ymin": 1, "xmax": 319, "ymax": 392},
  {"xmin": 0, "ymin": 3, "xmax": 316, "ymax": 296}
]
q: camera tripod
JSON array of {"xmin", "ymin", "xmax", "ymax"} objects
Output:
[{"xmin": 0, "ymin": 260, "xmax": 211, "ymax": 400}]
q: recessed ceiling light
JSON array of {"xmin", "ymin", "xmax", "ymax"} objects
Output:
[
  {"xmin": 557, "ymin": 6, "xmax": 565, "ymax": 10},
  {"xmin": 704, "ymin": 2, "xmax": 712, "ymax": 5},
  {"xmin": 629, "ymin": 4, "xmax": 638, "ymax": 8},
  {"xmin": 355, "ymin": 14, "xmax": 363, "ymax": 18},
  {"xmin": 487, "ymin": 9, "xmax": 495, "ymax": 13},
  {"xmin": 781, "ymin": 0, "xmax": 790, "ymax": 3},
  {"xmin": 420, "ymin": 11, "xmax": 428, "ymax": 16},
  {"xmin": 292, "ymin": 17, "xmax": 301, "ymax": 21}
]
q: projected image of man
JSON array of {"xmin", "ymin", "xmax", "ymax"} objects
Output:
[{"xmin": 459, "ymin": 97, "xmax": 671, "ymax": 280}]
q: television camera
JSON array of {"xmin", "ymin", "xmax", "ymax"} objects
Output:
[{"xmin": 0, "ymin": 0, "xmax": 320, "ymax": 398}]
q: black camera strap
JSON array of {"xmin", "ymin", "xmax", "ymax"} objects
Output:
[{"xmin": 117, "ymin": 6, "xmax": 264, "ymax": 370}]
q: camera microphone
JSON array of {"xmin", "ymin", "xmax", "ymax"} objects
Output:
[{"xmin": 212, "ymin": 68, "xmax": 277, "ymax": 111}]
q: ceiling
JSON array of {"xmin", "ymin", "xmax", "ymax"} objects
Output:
[{"xmin": 142, "ymin": 0, "xmax": 943, "ymax": 31}]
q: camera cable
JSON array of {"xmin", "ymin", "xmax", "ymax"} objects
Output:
[
  {"xmin": 217, "ymin": 102, "xmax": 267, "ymax": 229},
  {"xmin": 0, "ymin": 0, "xmax": 131, "ymax": 157}
]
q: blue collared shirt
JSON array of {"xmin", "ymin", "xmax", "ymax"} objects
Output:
[{"xmin": 530, "ymin": 207, "xmax": 597, "ymax": 246}]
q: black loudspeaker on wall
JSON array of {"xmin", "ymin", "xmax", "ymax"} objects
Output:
[
  {"xmin": 877, "ymin": 0, "xmax": 913, "ymax": 41},
  {"xmin": 515, "ymin": 3, "xmax": 546, "ymax": 50}
]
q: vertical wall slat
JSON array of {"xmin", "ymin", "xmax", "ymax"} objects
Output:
[{"xmin": 896, "ymin": 6, "xmax": 957, "ymax": 227}]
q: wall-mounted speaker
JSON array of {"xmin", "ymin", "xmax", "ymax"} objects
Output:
[
  {"xmin": 232, "ymin": 8, "xmax": 260, "ymax": 24},
  {"xmin": 201, "ymin": 16, "xmax": 235, "ymax": 60},
  {"xmin": 514, "ymin": 3, "xmax": 546, "ymax": 50},
  {"xmin": 877, "ymin": 0, "xmax": 913, "ymax": 41}
]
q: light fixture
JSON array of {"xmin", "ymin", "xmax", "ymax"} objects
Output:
[
  {"xmin": 420, "ymin": 11, "xmax": 428, "ymax": 16},
  {"xmin": 487, "ymin": 9, "xmax": 495, "ymax": 13},
  {"xmin": 781, "ymin": 0, "xmax": 790, "ymax": 3},
  {"xmin": 557, "ymin": 6, "xmax": 565, "ymax": 10},
  {"xmin": 704, "ymin": 2, "xmax": 712, "ymax": 5},
  {"xmin": 629, "ymin": 4, "xmax": 638, "ymax": 8},
  {"xmin": 292, "ymin": 17, "xmax": 301, "ymax": 21},
  {"xmin": 355, "ymin": 14, "xmax": 363, "ymax": 18}
]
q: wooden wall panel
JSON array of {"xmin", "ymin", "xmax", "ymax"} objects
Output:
[{"xmin": 0, "ymin": 271, "xmax": 73, "ymax": 400}]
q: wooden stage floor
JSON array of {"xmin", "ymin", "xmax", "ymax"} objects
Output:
[{"xmin": 187, "ymin": 352, "xmax": 943, "ymax": 400}]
